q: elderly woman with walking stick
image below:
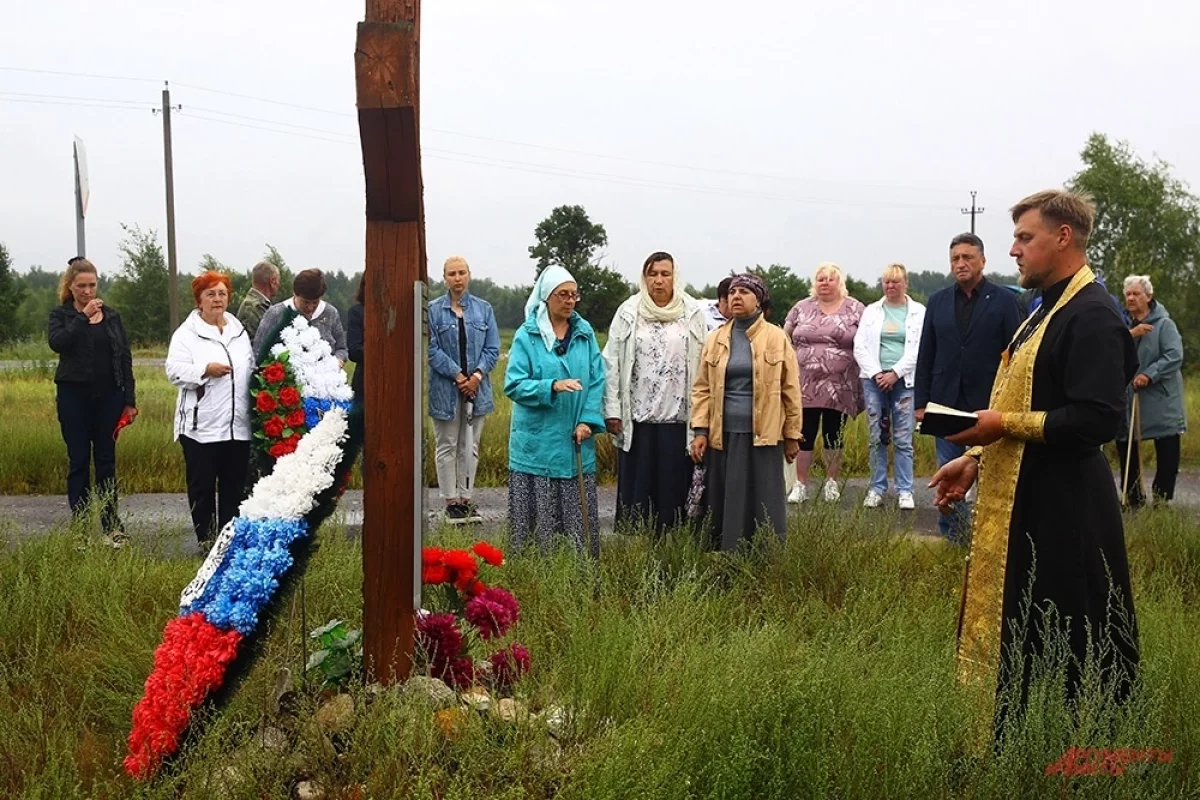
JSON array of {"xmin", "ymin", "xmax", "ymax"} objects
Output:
[
  {"xmin": 691, "ymin": 273, "xmax": 803, "ymax": 551},
  {"xmin": 504, "ymin": 266, "xmax": 606, "ymax": 555},
  {"xmin": 1116, "ymin": 274, "xmax": 1188, "ymax": 506}
]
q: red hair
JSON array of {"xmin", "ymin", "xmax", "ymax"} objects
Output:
[{"xmin": 191, "ymin": 270, "xmax": 232, "ymax": 307}]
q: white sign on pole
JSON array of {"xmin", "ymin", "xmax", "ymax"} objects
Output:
[{"xmin": 74, "ymin": 136, "xmax": 90, "ymax": 217}]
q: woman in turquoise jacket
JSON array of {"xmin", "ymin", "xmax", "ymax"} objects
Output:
[{"xmin": 505, "ymin": 266, "xmax": 606, "ymax": 555}]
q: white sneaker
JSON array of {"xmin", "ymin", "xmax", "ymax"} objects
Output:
[
  {"xmin": 898, "ymin": 492, "xmax": 915, "ymax": 511},
  {"xmin": 822, "ymin": 480, "xmax": 841, "ymax": 503},
  {"xmin": 863, "ymin": 490, "xmax": 882, "ymax": 508},
  {"xmin": 787, "ymin": 483, "xmax": 808, "ymax": 504}
]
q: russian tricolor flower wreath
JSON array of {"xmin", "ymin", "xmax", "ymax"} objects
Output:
[{"xmin": 124, "ymin": 310, "xmax": 361, "ymax": 779}]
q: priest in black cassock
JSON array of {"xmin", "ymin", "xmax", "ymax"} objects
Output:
[{"xmin": 930, "ymin": 189, "xmax": 1139, "ymax": 731}]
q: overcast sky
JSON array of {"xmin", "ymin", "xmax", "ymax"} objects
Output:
[{"xmin": 3, "ymin": 0, "xmax": 1198, "ymax": 292}]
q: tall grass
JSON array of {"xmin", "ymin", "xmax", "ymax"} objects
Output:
[
  {"xmin": 5, "ymin": 339, "xmax": 1198, "ymax": 494},
  {"xmin": 0, "ymin": 506, "xmax": 1196, "ymax": 798}
]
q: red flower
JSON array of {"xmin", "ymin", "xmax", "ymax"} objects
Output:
[
  {"xmin": 255, "ymin": 391, "xmax": 277, "ymax": 413},
  {"xmin": 422, "ymin": 546, "xmax": 446, "ymax": 566},
  {"xmin": 442, "ymin": 549, "xmax": 477, "ymax": 575},
  {"xmin": 464, "ymin": 579, "xmax": 487, "ymax": 596},
  {"xmin": 489, "ymin": 642, "xmax": 531, "ymax": 689},
  {"xmin": 464, "ymin": 587, "xmax": 520, "ymax": 640},
  {"xmin": 268, "ymin": 442, "xmax": 289, "ymax": 459},
  {"xmin": 125, "ymin": 613, "xmax": 243, "ymax": 779},
  {"xmin": 471, "ymin": 541, "xmax": 505, "ymax": 567},
  {"xmin": 285, "ymin": 409, "xmax": 306, "ymax": 429},
  {"xmin": 262, "ymin": 363, "xmax": 286, "ymax": 384},
  {"xmin": 263, "ymin": 415, "xmax": 285, "ymax": 439},
  {"xmin": 422, "ymin": 564, "xmax": 451, "ymax": 585},
  {"xmin": 285, "ymin": 434, "xmax": 301, "ymax": 450},
  {"xmin": 278, "ymin": 386, "xmax": 301, "ymax": 408}
]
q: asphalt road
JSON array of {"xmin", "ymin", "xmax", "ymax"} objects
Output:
[{"xmin": 3, "ymin": 471, "xmax": 1193, "ymax": 556}]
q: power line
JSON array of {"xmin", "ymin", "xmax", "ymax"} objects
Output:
[
  {"xmin": 2, "ymin": 65, "xmax": 960, "ymax": 194},
  {"xmin": 186, "ymin": 105, "xmax": 356, "ymax": 138},
  {"xmin": 0, "ymin": 96, "xmax": 150, "ymax": 111},
  {"xmin": 0, "ymin": 70, "xmax": 978, "ymax": 203},
  {"xmin": 174, "ymin": 82, "xmax": 352, "ymax": 118},
  {"xmin": 0, "ymin": 90, "xmax": 150, "ymax": 106},
  {"xmin": 182, "ymin": 111, "xmax": 356, "ymax": 144},
  {"xmin": 0, "ymin": 65, "xmax": 159, "ymax": 84}
]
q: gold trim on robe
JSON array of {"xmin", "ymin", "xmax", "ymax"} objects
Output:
[
  {"xmin": 1000, "ymin": 411, "xmax": 1048, "ymax": 442},
  {"xmin": 955, "ymin": 266, "xmax": 1096, "ymax": 699}
]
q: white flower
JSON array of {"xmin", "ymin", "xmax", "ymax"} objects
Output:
[
  {"xmin": 240, "ymin": 408, "xmax": 351, "ymax": 520},
  {"xmin": 274, "ymin": 316, "xmax": 354, "ymax": 403}
]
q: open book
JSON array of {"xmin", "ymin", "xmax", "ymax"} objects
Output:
[{"xmin": 919, "ymin": 402, "xmax": 978, "ymax": 438}]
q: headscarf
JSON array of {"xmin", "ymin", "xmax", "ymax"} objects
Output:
[
  {"xmin": 728, "ymin": 273, "xmax": 769, "ymax": 306},
  {"xmin": 637, "ymin": 259, "xmax": 687, "ymax": 322},
  {"xmin": 524, "ymin": 265, "xmax": 576, "ymax": 352}
]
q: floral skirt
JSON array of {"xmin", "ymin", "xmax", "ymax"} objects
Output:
[{"xmin": 507, "ymin": 470, "xmax": 599, "ymax": 557}]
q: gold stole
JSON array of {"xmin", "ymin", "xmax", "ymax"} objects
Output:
[{"xmin": 955, "ymin": 266, "xmax": 1096, "ymax": 694}]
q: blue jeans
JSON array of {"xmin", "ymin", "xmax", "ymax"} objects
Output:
[
  {"xmin": 862, "ymin": 379, "xmax": 914, "ymax": 495},
  {"xmin": 934, "ymin": 436, "xmax": 970, "ymax": 541}
]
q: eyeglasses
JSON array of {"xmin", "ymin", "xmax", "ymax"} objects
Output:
[{"xmin": 551, "ymin": 291, "xmax": 582, "ymax": 301}]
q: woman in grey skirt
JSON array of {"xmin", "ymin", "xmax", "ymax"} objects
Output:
[
  {"xmin": 690, "ymin": 273, "xmax": 803, "ymax": 550},
  {"xmin": 504, "ymin": 266, "xmax": 607, "ymax": 556}
]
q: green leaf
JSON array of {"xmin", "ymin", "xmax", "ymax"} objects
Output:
[
  {"xmin": 310, "ymin": 619, "xmax": 345, "ymax": 639},
  {"xmin": 306, "ymin": 649, "xmax": 330, "ymax": 671}
]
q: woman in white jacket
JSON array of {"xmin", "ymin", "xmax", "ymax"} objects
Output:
[
  {"xmin": 603, "ymin": 251, "xmax": 708, "ymax": 536},
  {"xmin": 852, "ymin": 264, "xmax": 925, "ymax": 510},
  {"xmin": 166, "ymin": 271, "xmax": 256, "ymax": 545}
]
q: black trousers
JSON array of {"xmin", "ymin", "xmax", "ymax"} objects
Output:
[
  {"xmin": 1117, "ymin": 434, "xmax": 1181, "ymax": 505},
  {"xmin": 798, "ymin": 407, "xmax": 848, "ymax": 452},
  {"xmin": 180, "ymin": 436, "xmax": 251, "ymax": 543},
  {"xmin": 56, "ymin": 382, "xmax": 125, "ymax": 533}
]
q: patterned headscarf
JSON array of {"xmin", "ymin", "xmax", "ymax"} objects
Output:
[{"xmin": 728, "ymin": 273, "xmax": 769, "ymax": 306}]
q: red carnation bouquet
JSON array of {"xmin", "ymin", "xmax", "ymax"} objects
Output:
[
  {"xmin": 417, "ymin": 541, "xmax": 530, "ymax": 692},
  {"xmin": 251, "ymin": 352, "xmax": 307, "ymax": 458}
]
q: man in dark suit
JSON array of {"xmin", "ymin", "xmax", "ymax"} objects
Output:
[{"xmin": 915, "ymin": 232, "xmax": 1023, "ymax": 540}]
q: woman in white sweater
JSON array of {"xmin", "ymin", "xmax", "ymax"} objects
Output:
[
  {"xmin": 166, "ymin": 271, "xmax": 256, "ymax": 545},
  {"xmin": 852, "ymin": 264, "xmax": 925, "ymax": 510}
]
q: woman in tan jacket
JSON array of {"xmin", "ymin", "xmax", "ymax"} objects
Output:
[{"xmin": 690, "ymin": 273, "xmax": 803, "ymax": 550}]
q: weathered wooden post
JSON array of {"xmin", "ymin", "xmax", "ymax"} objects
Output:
[{"xmin": 355, "ymin": 0, "xmax": 426, "ymax": 684}]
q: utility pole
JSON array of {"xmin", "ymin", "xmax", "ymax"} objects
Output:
[
  {"xmin": 356, "ymin": 0, "xmax": 426, "ymax": 684},
  {"xmin": 961, "ymin": 190, "xmax": 984, "ymax": 234},
  {"xmin": 160, "ymin": 82, "xmax": 182, "ymax": 332},
  {"xmin": 72, "ymin": 136, "xmax": 89, "ymax": 258}
]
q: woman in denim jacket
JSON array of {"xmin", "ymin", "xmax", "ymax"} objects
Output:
[{"xmin": 427, "ymin": 256, "xmax": 501, "ymax": 524}]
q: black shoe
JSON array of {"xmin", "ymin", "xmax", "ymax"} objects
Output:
[
  {"xmin": 462, "ymin": 502, "xmax": 483, "ymax": 524},
  {"xmin": 444, "ymin": 504, "xmax": 468, "ymax": 525}
]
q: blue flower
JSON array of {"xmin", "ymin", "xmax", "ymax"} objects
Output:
[
  {"xmin": 184, "ymin": 517, "xmax": 308, "ymax": 635},
  {"xmin": 303, "ymin": 397, "xmax": 353, "ymax": 430}
]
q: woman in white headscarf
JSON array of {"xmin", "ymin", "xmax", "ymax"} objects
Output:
[
  {"xmin": 504, "ymin": 266, "xmax": 607, "ymax": 555},
  {"xmin": 602, "ymin": 251, "xmax": 708, "ymax": 536}
]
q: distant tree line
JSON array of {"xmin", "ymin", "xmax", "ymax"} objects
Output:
[{"xmin": 4, "ymin": 132, "xmax": 1196, "ymax": 362}]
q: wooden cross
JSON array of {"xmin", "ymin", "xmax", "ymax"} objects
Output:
[{"xmin": 355, "ymin": 0, "xmax": 425, "ymax": 684}]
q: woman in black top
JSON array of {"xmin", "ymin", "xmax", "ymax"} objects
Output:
[{"xmin": 47, "ymin": 258, "xmax": 138, "ymax": 547}]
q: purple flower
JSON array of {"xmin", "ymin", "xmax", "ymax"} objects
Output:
[
  {"xmin": 489, "ymin": 643, "xmax": 531, "ymax": 688},
  {"xmin": 464, "ymin": 588, "xmax": 520, "ymax": 641},
  {"xmin": 416, "ymin": 612, "xmax": 464, "ymax": 675}
]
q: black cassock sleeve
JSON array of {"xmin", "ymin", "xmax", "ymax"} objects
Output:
[{"xmin": 1043, "ymin": 300, "xmax": 1138, "ymax": 448}]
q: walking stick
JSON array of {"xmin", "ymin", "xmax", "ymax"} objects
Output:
[
  {"xmin": 1121, "ymin": 394, "xmax": 1142, "ymax": 506},
  {"xmin": 575, "ymin": 441, "xmax": 594, "ymax": 559}
]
